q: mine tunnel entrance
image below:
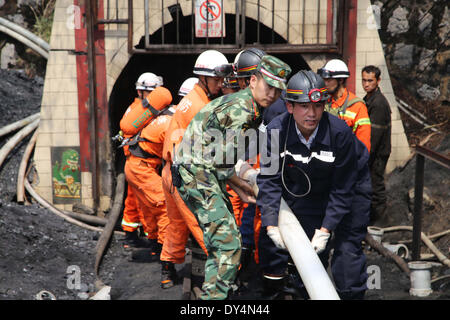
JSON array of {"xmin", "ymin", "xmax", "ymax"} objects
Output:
[
  {"xmin": 109, "ymin": 51, "xmax": 310, "ymax": 173},
  {"xmin": 108, "ymin": 14, "xmax": 311, "ymax": 174}
]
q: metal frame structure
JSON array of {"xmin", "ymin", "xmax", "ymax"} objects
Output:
[
  {"xmin": 98, "ymin": 0, "xmax": 347, "ymax": 55},
  {"xmin": 412, "ymin": 145, "xmax": 450, "ymax": 261}
]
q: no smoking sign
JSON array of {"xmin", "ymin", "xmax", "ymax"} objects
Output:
[{"xmin": 195, "ymin": 0, "xmax": 225, "ymax": 38}]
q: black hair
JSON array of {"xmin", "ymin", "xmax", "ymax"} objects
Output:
[{"xmin": 362, "ymin": 65, "xmax": 381, "ymax": 80}]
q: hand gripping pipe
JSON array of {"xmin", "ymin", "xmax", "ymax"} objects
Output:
[
  {"xmin": 278, "ymin": 198, "xmax": 340, "ymax": 300},
  {"xmin": 238, "ymin": 165, "xmax": 340, "ymax": 300}
]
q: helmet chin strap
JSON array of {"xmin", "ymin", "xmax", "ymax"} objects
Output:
[
  {"xmin": 328, "ymin": 80, "xmax": 344, "ymax": 97},
  {"xmin": 200, "ymin": 76, "xmax": 220, "ymax": 99}
]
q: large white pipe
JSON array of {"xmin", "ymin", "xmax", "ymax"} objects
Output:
[{"xmin": 278, "ymin": 197, "xmax": 340, "ymax": 300}]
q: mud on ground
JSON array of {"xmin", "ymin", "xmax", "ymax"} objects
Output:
[{"xmin": 0, "ymin": 69, "xmax": 449, "ymax": 301}]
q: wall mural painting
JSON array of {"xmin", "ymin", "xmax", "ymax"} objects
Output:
[{"xmin": 51, "ymin": 147, "xmax": 81, "ymax": 204}]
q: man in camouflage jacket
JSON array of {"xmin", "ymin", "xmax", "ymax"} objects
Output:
[{"xmin": 174, "ymin": 55, "xmax": 291, "ymax": 300}]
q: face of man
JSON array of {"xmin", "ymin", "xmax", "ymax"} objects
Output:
[
  {"xmin": 249, "ymin": 74, "xmax": 282, "ymax": 108},
  {"xmin": 323, "ymin": 78, "xmax": 340, "ymax": 95},
  {"xmin": 222, "ymin": 87, "xmax": 238, "ymax": 95},
  {"xmin": 237, "ymin": 77, "xmax": 249, "ymax": 90},
  {"xmin": 286, "ymin": 101, "xmax": 324, "ymax": 140},
  {"xmin": 205, "ymin": 76, "xmax": 224, "ymax": 97},
  {"xmin": 362, "ymin": 71, "xmax": 380, "ymax": 94},
  {"xmin": 138, "ymin": 90, "xmax": 151, "ymax": 99}
]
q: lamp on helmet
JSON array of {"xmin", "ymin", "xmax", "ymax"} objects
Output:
[{"xmin": 285, "ymin": 70, "xmax": 329, "ymax": 103}]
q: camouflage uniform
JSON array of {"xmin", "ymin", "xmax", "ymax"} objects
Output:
[{"xmin": 175, "ymin": 55, "xmax": 291, "ymax": 300}]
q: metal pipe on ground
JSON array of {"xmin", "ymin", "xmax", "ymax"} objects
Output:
[
  {"xmin": 382, "ymin": 226, "xmax": 450, "ymax": 268},
  {"xmin": 94, "ymin": 173, "xmax": 126, "ymax": 289},
  {"xmin": 365, "ymin": 233, "xmax": 411, "ymax": 275}
]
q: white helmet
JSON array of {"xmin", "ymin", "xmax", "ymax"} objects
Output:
[
  {"xmin": 193, "ymin": 50, "xmax": 229, "ymax": 77},
  {"xmin": 317, "ymin": 59, "xmax": 350, "ymax": 79},
  {"xmin": 178, "ymin": 77, "xmax": 199, "ymax": 97},
  {"xmin": 135, "ymin": 72, "xmax": 164, "ymax": 91},
  {"xmin": 233, "ymin": 50, "xmax": 244, "ymax": 64}
]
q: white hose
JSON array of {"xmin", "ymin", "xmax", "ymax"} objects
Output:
[
  {"xmin": 278, "ymin": 198, "xmax": 340, "ymax": 300},
  {"xmin": 17, "ymin": 129, "xmax": 39, "ymax": 203},
  {"xmin": 0, "ymin": 118, "xmax": 40, "ymax": 168},
  {"xmin": 0, "ymin": 113, "xmax": 40, "ymax": 139},
  {"xmin": 0, "ymin": 25, "xmax": 49, "ymax": 59},
  {"xmin": 0, "ymin": 17, "xmax": 50, "ymax": 51}
]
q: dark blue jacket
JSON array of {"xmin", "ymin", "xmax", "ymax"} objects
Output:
[
  {"xmin": 257, "ymin": 112, "xmax": 359, "ymax": 231},
  {"xmin": 263, "ymin": 97, "xmax": 287, "ymax": 126}
]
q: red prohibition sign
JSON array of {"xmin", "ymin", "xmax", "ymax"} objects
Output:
[{"xmin": 199, "ymin": 0, "xmax": 221, "ymax": 21}]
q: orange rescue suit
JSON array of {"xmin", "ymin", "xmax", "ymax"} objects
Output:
[
  {"xmin": 124, "ymin": 114, "xmax": 172, "ymax": 246},
  {"xmin": 120, "ymin": 98, "xmax": 156, "ymax": 239},
  {"xmin": 327, "ymin": 88, "xmax": 371, "ymax": 152}
]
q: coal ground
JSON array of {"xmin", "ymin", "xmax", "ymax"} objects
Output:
[{"xmin": 0, "ymin": 69, "xmax": 449, "ymax": 306}]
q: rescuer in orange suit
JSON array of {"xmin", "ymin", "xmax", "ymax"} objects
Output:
[
  {"xmin": 124, "ymin": 90, "xmax": 174, "ymax": 264},
  {"xmin": 119, "ymin": 72, "xmax": 164, "ymax": 249},
  {"xmin": 159, "ymin": 50, "xmax": 230, "ymax": 289},
  {"xmin": 318, "ymin": 59, "xmax": 371, "ymax": 152}
]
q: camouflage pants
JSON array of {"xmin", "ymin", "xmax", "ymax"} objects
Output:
[
  {"xmin": 199, "ymin": 212, "xmax": 242, "ymax": 300},
  {"xmin": 177, "ymin": 166, "xmax": 242, "ymax": 300}
]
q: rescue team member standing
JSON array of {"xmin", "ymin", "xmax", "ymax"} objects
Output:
[
  {"xmin": 257, "ymin": 70, "xmax": 370, "ymax": 300},
  {"xmin": 175, "ymin": 55, "xmax": 291, "ymax": 300},
  {"xmin": 318, "ymin": 59, "xmax": 371, "ymax": 152},
  {"xmin": 362, "ymin": 65, "xmax": 392, "ymax": 226},
  {"xmin": 159, "ymin": 50, "xmax": 229, "ymax": 289},
  {"xmin": 123, "ymin": 86, "xmax": 173, "ymax": 260},
  {"xmin": 120, "ymin": 73, "xmax": 163, "ymax": 249}
]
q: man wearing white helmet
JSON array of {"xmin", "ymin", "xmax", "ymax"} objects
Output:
[
  {"xmin": 177, "ymin": 77, "xmax": 198, "ymax": 101},
  {"xmin": 119, "ymin": 72, "xmax": 163, "ymax": 251},
  {"xmin": 135, "ymin": 72, "xmax": 164, "ymax": 95},
  {"xmin": 318, "ymin": 59, "xmax": 371, "ymax": 152},
  {"xmin": 159, "ymin": 50, "xmax": 230, "ymax": 289}
]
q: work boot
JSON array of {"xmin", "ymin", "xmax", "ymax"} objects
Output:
[
  {"xmin": 160, "ymin": 261, "xmax": 179, "ymax": 289},
  {"xmin": 121, "ymin": 230, "xmax": 155, "ymax": 249},
  {"xmin": 287, "ymin": 262, "xmax": 309, "ymax": 300},
  {"xmin": 130, "ymin": 242, "xmax": 162, "ymax": 263},
  {"xmin": 237, "ymin": 245, "xmax": 254, "ymax": 282},
  {"xmin": 261, "ymin": 276, "xmax": 285, "ymax": 300}
]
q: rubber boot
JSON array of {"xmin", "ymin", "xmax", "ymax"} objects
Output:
[
  {"xmin": 287, "ymin": 262, "xmax": 310, "ymax": 300},
  {"xmin": 130, "ymin": 242, "xmax": 162, "ymax": 263},
  {"xmin": 238, "ymin": 245, "xmax": 254, "ymax": 281},
  {"xmin": 261, "ymin": 276, "xmax": 286, "ymax": 300},
  {"xmin": 122, "ymin": 230, "xmax": 155, "ymax": 249},
  {"xmin": 161, "ymin": 261, "xmax": 178, "ymax": 289}
]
